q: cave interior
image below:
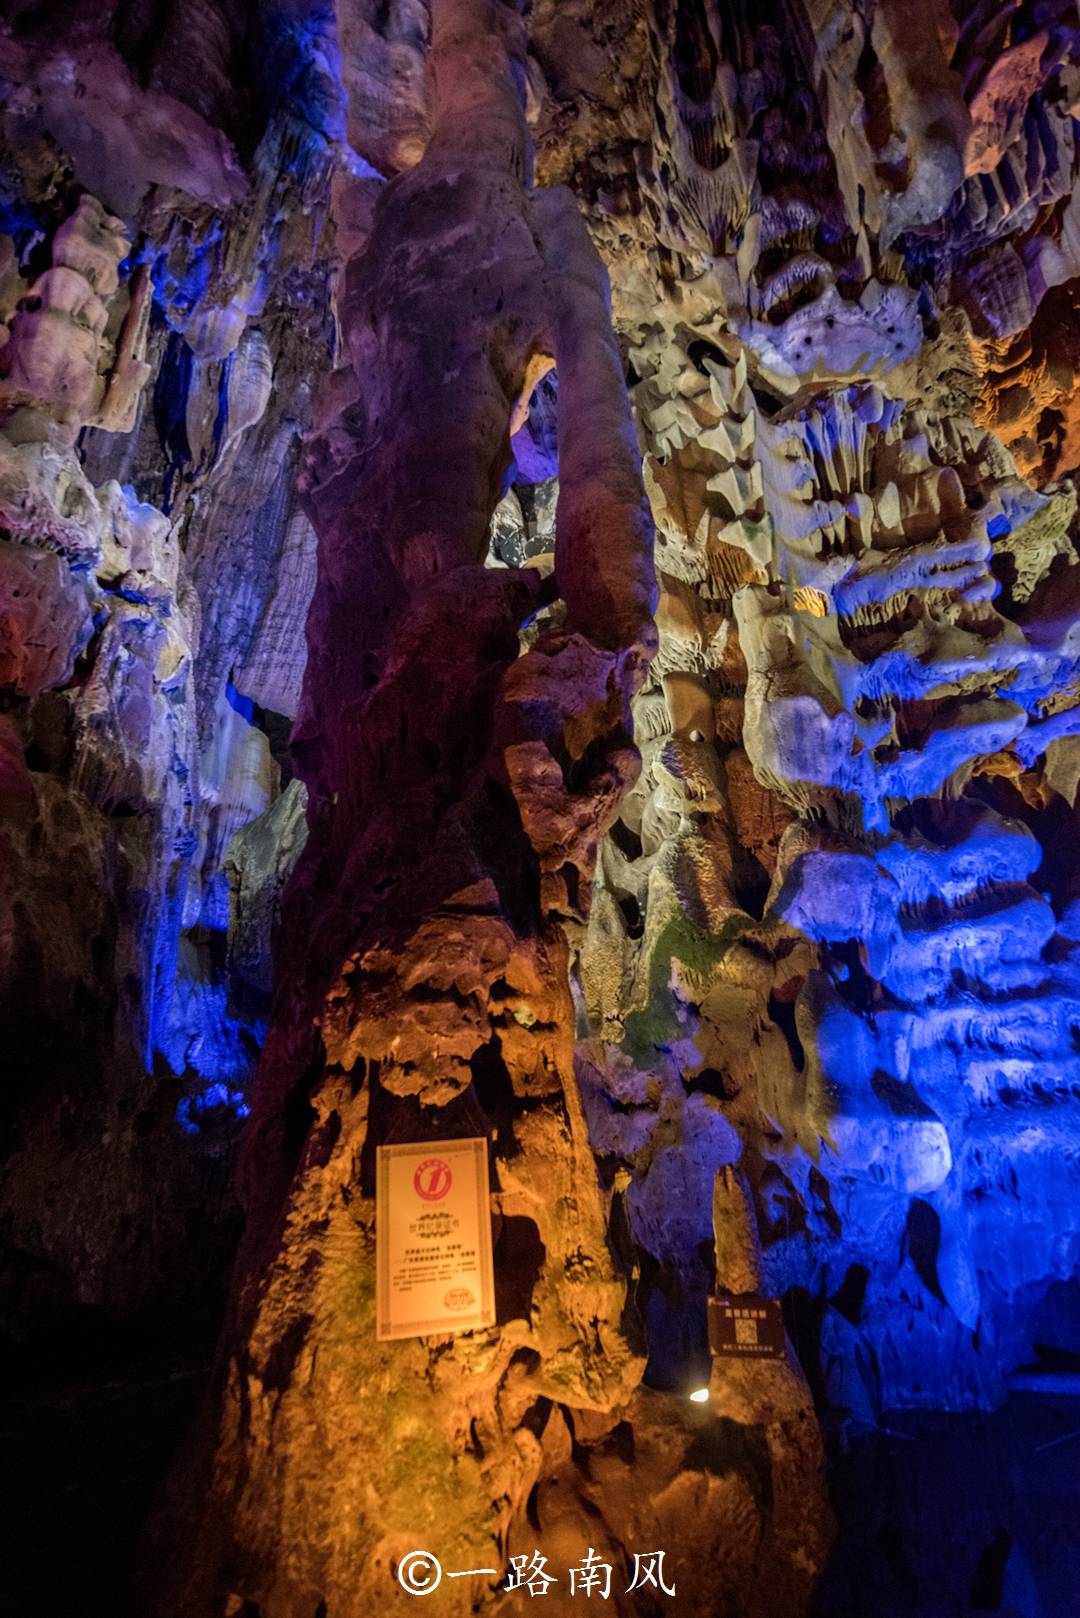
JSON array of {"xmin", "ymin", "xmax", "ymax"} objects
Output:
[{"xmin": 2, "ymin": 0, "xmax": 1080, "ymax": 1614}]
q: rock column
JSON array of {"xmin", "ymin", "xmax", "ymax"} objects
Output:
[{"xmin": 157, "ymin": 2, "xmax": 659, "ymax": 1613}]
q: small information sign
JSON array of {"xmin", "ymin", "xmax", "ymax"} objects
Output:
[
  {"xmin": 376, "ymin": 1136, "xmax": 496, "ymax": 1341},
  {"xmin": 708, "ymin": 1293, "xmax": 786, "ymax": 1360}
]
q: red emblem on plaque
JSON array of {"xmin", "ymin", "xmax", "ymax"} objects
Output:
[{"xmin": 414, "ymin": 1158, "xmax": 453, "ymax": 1201}]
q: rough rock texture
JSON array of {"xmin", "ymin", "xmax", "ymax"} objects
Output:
[
  {"xmin": 148, "ymin": 3, "xmax": 829, "ymax": 1613},
  {"xmin": 1, "ymin": 2, "xmax": 1080, "ymax": 1616},
  {"xmin": 0, "ymin": 1, "xmax": 341, "ymax": 1338},
  {"xmin": 556, "ymin": 1, "xmax": 1080, "ymax": 1436}
]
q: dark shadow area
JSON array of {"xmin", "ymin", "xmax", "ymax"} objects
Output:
[
  {"xmin": 493, "ymin": 1213, "xmax": 545, "ymax": 1325},
  {"xmin": 0, "ymin": 1328, "xmax": 214, "ymax": 1618},
  {"xmin": 636, "ymin": 1250, "xmax": 712, "ymax": 1393},
  {"xmin": 811, "ymin": 1397, "xmax": 1080, "ymax": 1618}
]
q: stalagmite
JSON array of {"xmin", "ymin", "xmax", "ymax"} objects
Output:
[{"xmin": 150, "ymin": 3, "xmax": 675, "ymax": 1612}]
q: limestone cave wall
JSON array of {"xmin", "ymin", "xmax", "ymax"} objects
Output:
[{"xmin": 1, "ymin": 2, "xmax": 1079, "ymax": 1616}]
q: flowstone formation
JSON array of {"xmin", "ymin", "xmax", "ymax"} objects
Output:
[
  {"xmin": 0, "ymin": 2, "xmax": 1079, "ymax": 1616},
  {"xmin": 153, "ymin": 1, "xmax": 830, "ymax": 1613},
  {"xmin": 557, "ymin": 0, "xmax": 1080, "ymax": 1429},
  {"xmin": 0, "ymin": 0, "xmax": 340, "ymax": 1334},
  {"xmin": 582, "ymin": 315, "xmax": 1080, "ymax": 1411}
]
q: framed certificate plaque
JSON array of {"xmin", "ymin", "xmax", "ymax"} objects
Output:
[{"xmin": 375, "ymin": 1136, "xmax": 496, "ymax": 1341}]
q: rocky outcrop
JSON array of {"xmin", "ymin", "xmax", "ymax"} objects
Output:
[
  {"xmin": 2, "ymin": 4, "xmax": 1080, "ymax": 1617},
  {"xmin": 152, "ymin": 1, "xmax": 828, "ymax": 1610},
  {"xmin": 563, "ymin": 1, "xmax": 1080, "ymax": 1432},
  {"xmin": 0, "ymin": 1, "xmax": 338, "ymax": 1337}
]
